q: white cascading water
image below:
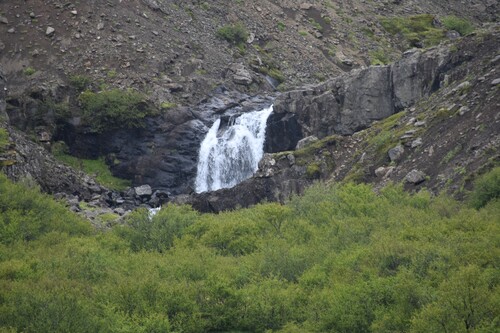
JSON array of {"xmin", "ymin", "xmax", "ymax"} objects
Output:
[{"xmin": 195, "ymin": 105, "xmax": 273, "ymax": 193}]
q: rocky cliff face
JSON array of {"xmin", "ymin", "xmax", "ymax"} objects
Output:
[
  {"xmin": 271, "ymin": 44, "xmax": 454, "ymax": 140},
  {"xmin": 180, "ymin": 28, "xmax": 500, "ymax": 212}
]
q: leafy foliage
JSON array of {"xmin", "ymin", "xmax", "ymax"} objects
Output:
[
  {"xmin": 442, "ymin": 15, "xmax": 474, "ymax": 36},
  {"xmin": 469, "ymin": 167, "xmax": 500, "ymax": 209},
  {"xmin": 0, "ymin": 176, "xmax": 498, "ymax": 332},
  {"xmin": 68, "ymin": 74, "xmax": 91, "ymax": 91},
  {"xmin": 78, "ymin": 89, "xmax": 154, "ymax": 133},
  {"xmin": 216, "ymin": 23, "xmax": 248, "ymax": 46}
]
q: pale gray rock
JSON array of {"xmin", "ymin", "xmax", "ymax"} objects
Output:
[
  {"xmin": 296, "ymin": 136, "xmax": 319, "ymax": 150},
  {"xmin": 405, "ymin": 169, "xmax": 426, "ymax": 184},
  {"xmin": 135, "ymin": 184, "xmax": 153, "ymax": 197},
  {"xmin": 411, "ymin": 137, "xmax": 423, "ymax": 148},
  {"xmin": 388, "ymin": 144, "xmax": 405, "ymax": 162},
  {"xmin": 46, "ymin": 27, "xmax": 55, "ymax": 36}
]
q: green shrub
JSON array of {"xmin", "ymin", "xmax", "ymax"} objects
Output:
[
  {"xmin": 78, "ymin": 89, "xmax": 153, "ymax": 133},
  {"xmin": 23, "ymin": 67, "xmax": 36, "ymax": 76},
  {"xmin": 306, "ymin": 163, "xmax": 321, "ymax": 179},
  {"xmin": 69, "ymin": 75, "xmax": 91, "ymax": 91},
  {"xmin": 469, "ymin": 167, "xmax": 500, "ymax": 209},
  {"xmin": 216, "ymin": 23, "xmax": 248, "ymax": 46},
  {"xmin": 120, "ymin": 205, "xmax": 199, "ymax": 252},
  {"xmin": 0, "ymin": 174, "xmax": 91, "ymax": 244},
  {"xmin": 442, "ymin": 15, "xmax": 474, "ymax": 36}
]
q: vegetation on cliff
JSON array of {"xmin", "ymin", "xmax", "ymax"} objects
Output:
[{"xmin": 0, "ymin": 171, "xmax": 498, "ymax": 332}]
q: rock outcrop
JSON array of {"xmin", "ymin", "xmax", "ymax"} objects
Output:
[
  {"xmin": 272, "ymin": 45, "xmax": 454, "ymax": 139},
  {"xmin": 59, "ymin": 88, "xmax": 273, "ymax": 195}
]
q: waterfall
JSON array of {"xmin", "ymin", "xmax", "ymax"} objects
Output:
[{"xmin": 195, "ymin": 105, "xmax": 273, "ymax": 193}]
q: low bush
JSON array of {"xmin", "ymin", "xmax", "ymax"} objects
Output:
[
  {"xmin": 469, "ymin": 167, "xmax": 500, "ymax": 209},
  {"xmin": 78, "ymin": 89, "xmax": 154, "ymax": 133},
  {"xmin": 216, "ymin": 23, "xmax": 248, "ymax": 47},
  {"xmin": 69, "ymin": 75, "xmax": 91, "ymax": 91}
]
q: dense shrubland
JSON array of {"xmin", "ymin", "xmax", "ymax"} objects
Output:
[{"xmin": 0, "ymin": 170, "xmax": 498, "ymax": 332}]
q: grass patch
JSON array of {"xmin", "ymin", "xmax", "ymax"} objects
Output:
[
  {"xmin": 160, "ymin": 101, "xmax": 177, "ymax": 110},
  {"xmin": 369, "ymin": 49, "xmax": 391, "ymax": 65},
  {"xmin": 442, "ymin": 15, "xmax": 474, "ymax": 36},
  {"xmin": 53, "ymin": 142, "xmax": 131, "ymax": 191},
  {"xmin": 0, "ymin": 128, "xmax": 9, "ymax": 152},
  {"xmin": 381, "ymin": 14, "xmax": 445, "ymax": 48}
]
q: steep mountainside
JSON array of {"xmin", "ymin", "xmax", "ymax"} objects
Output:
[{"xmin": 0, "ymin": 0, "xmax": 499, "ymax": 215}]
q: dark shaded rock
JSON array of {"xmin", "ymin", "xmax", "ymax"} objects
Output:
[{"xmin": 264, "ymin": 112, "xmax": 302, "ymax": 153}]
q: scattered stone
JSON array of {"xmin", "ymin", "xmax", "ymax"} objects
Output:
[
  {"xmin": 29, "ymin": 12, "xmax": 36, "ymax": 18},
  {"xmin": 295, "ymin": 136, "xmax": 319, "ymax": 150},
  {"xmin": 406, "ymin": 117, "xmax": 416, "ymax": 125},
  {"xmin": 300, "ymin": 3, "xmax": 313, "ymax": 10},
  {"xmin": 7, "ymin": 28, "xmax": 15, "ymax": 33},
  {"xmin": 71, "ymin": 10, "xmax": 78, "ymax": 15},
  {"xmin": 97, "ymin": 22, "xmax": 105, "ymax": 30},
  {"xmin": 375, "ymin": 166, "xmax": 387, "ymax": 177},
  {"xmin": 247, "ymin": 32, "xmax": 255, "ymax": 44},
  {"xmin": 459, "ymin": 106, "xmax": 470, "ymax": 116},
  {"xmin": 491, "ymin": 55, "xmax": 500, "ymax": 65},
  {"xmin": 388, "ymin": 144, "xmax": 404, "ymax": 162},
  {"xmin": 375, "ymin": 166, "xmax": 395, "ymax": 178},
  {"xmin": 113, "ymin": 208, "xmax": 126, "ymax": 215},
  {"xmin": 405, "ymin": 169, "xmax": 426, "ymax": 184},
  {"xmin": 491, "ymin": 78, "xmax": 500, "ymax": 86},
  {"xmin": 411, "ymin": 137, "xmax": 423, "ymax": 148},
  {"xmin": 135, "ymin": 185, "xmax": 153, "ymax": 197},
  {"xmin": 46, "ymin": 27, "xmax": 55, "ymax": 36},
  {"xmin": 232, "ymin": 66, "xmax": 253, "ymax": 86},
  {"xmin": 454, "ymin": 81, "xmax": 471, "ymax": 92},
  {"xmin": 414, "ymin": 120, "xmax": 426, "ymax": 127},
  {"xmin": 0, "ymin": 16, "xmax": 7, "ymax": 24},
  {"xmin": 287, "ymin": 154, "xmax": 295, "ymax": 166},
  {"xmin": 446, "ymin": 30, "xmax": 460, "ymax": 39},
  {"xmin": 152, "ymin": 30, "xmax": 159, "ymax": 36}
]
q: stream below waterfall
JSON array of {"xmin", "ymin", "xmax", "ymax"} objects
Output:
[{"xmin": 195, "ymin": 105, "xmax": 273, "ymax": 193}]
